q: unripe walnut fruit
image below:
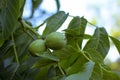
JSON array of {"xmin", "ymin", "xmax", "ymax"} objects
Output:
[
  {"xmin": 28, "ymin": 39, "xmax": 46, "ymax": 56},
  {"xmin": 45, "ymin": 32, "xmax": 66, "ymax": 50}
]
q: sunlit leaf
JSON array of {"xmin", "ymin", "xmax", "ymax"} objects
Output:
[
  {"xmin": 65, "ymin": 61, "xmax": 95, "ymax": 80},
  {"xmin": 59, "ymin": 52, "xmax": 80, "ymax": 70},
  {"xmin": 65, "ymin": 16, "xmax": 87, "ymax": 49},
  {"xmin": 110, "ymin": 36, "xmax": 120, "ymax": 54},
  {"xmin": 65, "ymin": 29, "xmax": 92, "ymax": 39},
  {"xmin": 65, "ymin": 34, "xmax": 80, "ymax": 51},
  {"xmin": 76, "ymin": 17, "xmax": 87, "ymax": 41},
  {"xmin": 53, "ymin": 45, "xmax": 77, "ymax": 60},
  {"xmin": 84, "ymin": 49, "xmax": 104, "ymax": 64},
  {"xmin": 43, "ymin": 11, "xmax": 68, "ymax": 36},
  {"xmin": 83, "ymin": 27, "xmax": 110, "ymax": 58}
]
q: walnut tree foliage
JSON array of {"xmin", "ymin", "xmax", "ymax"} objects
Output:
[{"xmin": 0, "ymin": 0, "xmax": 120, "ymax": 80}]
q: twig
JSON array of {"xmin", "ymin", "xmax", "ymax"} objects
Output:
[
  {"xmin": 11, "ymin": 34, "xmax": 19, "ymax": 64},
  {"xmin": 58, "ymin": 63, "xmax": 66, "ymax": 75}
]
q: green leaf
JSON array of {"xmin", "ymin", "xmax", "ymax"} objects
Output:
[
  {"xmin": 47, "ymin": 66, "xmax": 57, "ymax": 79},
  {"xmin": 84, "ymin": 49, "xmax": 104, "ymax": 64},
  {"xmin": 59, "ymin": 52, "xmax": 80, "ymax": 70},
  {"xmin": 38, "ymin": 51, "xmax": 60, "ymax": 62},
  {"xmin": 32, "ymin": 0, "xmax": 43, "ymax": 9},
  {"xmin": 13, "ymin": 57, "xmax": 40, "ymax": 80},
  {"xmin": 0, "ymin": 24, "xmax": 4, "ymax": 47},
  {"xmin": 49, "ymin": 75, "xmax": 65, "ymax": 80},
  {"xmin": 90, "ymin": 64, "xmax": 103, "ymax": 80},
  {"xmin": 46, "ymin": 66, "xmax": 66, "ymax": 80},
  {"xmin": 65, "ymin": 16, "xmax": 87, "ymax": 49},
  {"xmin": 65, "ymin": 34, "xmax": 80, "ymax": 51},
  {"xmin": 3, "ymin": 25, "xmax": 35, "ymax": 64},
  {"xmin": 66, "ymin": 53, "xmax": 87, "ymax": 75},
  {"xmin": 114, "ymin": 71, "xmax": 120, "ymax": 76},
  {"xmin": 27, "ymin": 0, "xmax": 43, "ymax": 18},
  {"xmin": 13, "ymin": 27, "xmax": 34, "ymax": 57},
  {"xmin": 67, "ymin": 16, "xmax": 87, "ymax": 31},
  {"xmin": 0, "ymin": 0, "xmax": 20, "ymax": 39},
  {"xmin": 0, "ymin": 40, "xmax": 13, "ymax": 58},
  {"xmin": 0, "ymin": 61, "xmax": 6, "ymax": 79},
  {"xmin": 53, "ymin": 45, "xmax": 77, "ymax": 60},
  {"xmin": 0, "ymin": 36, "xmax": 4, "ymax": 47},
  {"xmin": 0, "ymin": 0, "xmax": 6, "ymax": 10},
  {"xmin": 32, "ymin": 58, "xmax": 56, "ymax": 68},
  {"xmin": 83, "ymin": 27, "xmax": 110, "ymax": 58},
  {"xmin": 65, "ymin": 29, "xmax": 92, "ymax": 39},
  {"xmin": 0, "ymin": 63, "xmax": 19, "ymax": 80},
  {"xmin": 103, "ymin": 69, "xmax": 120, "ymax": 80},
  {"xmin": 19, "ymin": 0, "xmax": 25, "ymax": 8},
  {"xmin": 43, "ymin": 11, "xmax": 68, "ymax": 36},
  {"xmin": 19, "ymin": 0, "xmax": 25, "ymax": 17},
  {"xmin": 65, "ymin": 61, "xmax": 95, "ymax": 80},
  {"xmin": 110, "ymin": 36, "xmax": 120, "ymax": 54},
  {"xmin": 5, "ymin": 63, "xmax": 19, "ymax": 80},
  {"xmin": 34, "ymin": 65, "xmax": 51, "ymax": 80}
]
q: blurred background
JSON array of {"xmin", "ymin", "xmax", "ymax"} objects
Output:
[{"xmin": 23, "ymin": 0, "xmax": 120, "ymax": 71}]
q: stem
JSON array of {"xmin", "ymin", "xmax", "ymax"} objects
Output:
[
  {"xmin": 100, "ymin": 64, "xmax": 111, "ymax": 73},
  {"xmin": 68, "ymin": 15, "xmax": 75, "ymax": 18},
  {"xmin": 58, "ymin": 63, "xmax": 65, "ymax": 75},
  {"xmin": 20, "ymin": 20, "xmax": 42, "ymax": 39},
  {"xmin": 34, "ymin": 21, "xmax": 46, "ymax": 29},
  {"xmin": 25, "ymin": 30, "xmax": 35, "ymax": 40},
  {"xmin": 99, "ymin": 64, "xmax": 103, "ymax": 78},
  {"xmin": 80, "ymin": 51, "xmax": 91, "ymax": 61},
  {"xmin": 76, "ymin": 41, "xmax": 81, "ymax": 51},
  {"xmin": 19, "ymin": 20, "xmax": 36, "ymax": 40},
  {"xmin": 11, "ymin": 34, "xmax": 19, "ymax": 64},
  {"xmin": 87, "ymin": 21, "xmax": 98, "ymax": 28}
]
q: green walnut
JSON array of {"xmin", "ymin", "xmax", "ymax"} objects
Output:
[
  {"xmin": 28, "ymin": 39, "xmax": 46, "ymax": 56},
  {"xmin": 45, "ymin": 32, "xmax": 66, "ymax": 50}
]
